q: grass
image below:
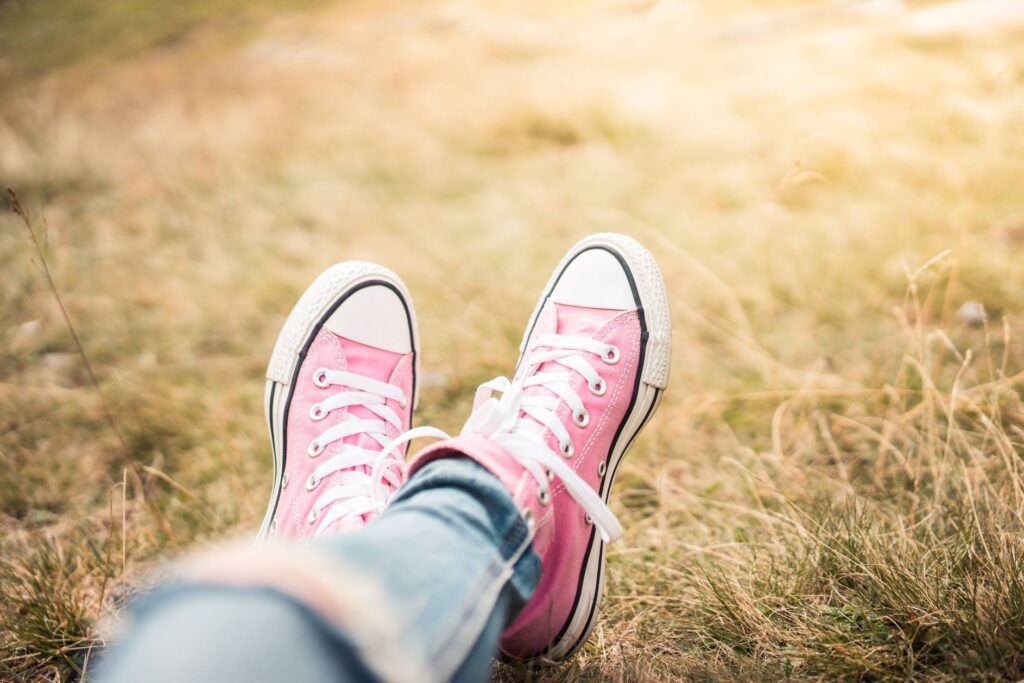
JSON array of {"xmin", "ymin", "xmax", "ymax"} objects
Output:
[
  {"xmin": 0, "ymin": 0, "xmax": 329, "ymax": 91},
  {"xmin": 3, "ymin": 0, "xmax": 1024, "ymax": 680}
]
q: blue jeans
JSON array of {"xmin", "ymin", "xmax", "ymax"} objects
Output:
[{"xmin": 98, "ymin": 458, "xmax": 542, "ymax": 682}]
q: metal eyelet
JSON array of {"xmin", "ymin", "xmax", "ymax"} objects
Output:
[
  {"xmin": 598, "ymin": 461, "xmax": 607, "ymax": 477},
  {"xmin": 307, "ymin": 440, "xmax": 324, "ymax": 457},
  {"xmin": 309, "ymin": 404, "xmax": 327, "ymax": 421},
  {"xmin": 313, "ymin": 369, "xmax": 330, "ymax": 388},
  {"xmin": 523, "ymin": 509, "xmax": 535, "ymax": 531},
  {"xmin": 308, "ymin": 507, "xmax": 320, "ymax": 523},
  {"xmin": 573, "ymin": 410, "xmax": 590, "ymax": 428},
  {"xmin": 547, "ymin": 469, "xmax": 555, "ymax": 482},
  {"xmin": 538, "ymin": 489, "xmax": 551, "ymax": 505},
  {"xmin": 603, "ymin": 346, "xmax": 620, "ymax": 364},
  {"xmin": 589, "ymin": 378, "xmax": 607, "ymax": 396},
  {"xmin": 561, "ymin": 441, "xmax": 574, "ymax": 458},
  {"xmin": 282, "ymin": 473, "xmax": 289, "ymax": 489},
  {"xmin": 585, "ymin": 513, "xmax": 593, "ymax": 526},
  {"xmin": 305, "ymin": 474, "xmax": 319, "ymax": 491}
]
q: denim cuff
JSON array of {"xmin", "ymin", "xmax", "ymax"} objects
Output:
[{"xmin": 159, "ymin": 542, "xmax": 430, "ymax": 683}]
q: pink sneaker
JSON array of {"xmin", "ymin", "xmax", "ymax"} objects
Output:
[
  {"xmin": 259, "ymin": 262, "xmax": 438, "ymax": 539},
  {"xmin": 407, "ymin": 233, "xmax": 671, "ymax": 662}
]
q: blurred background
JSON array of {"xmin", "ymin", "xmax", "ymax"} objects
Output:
[{"xmin": 2, "ymin": 0, "xmax": 1024, "ymax": 680}]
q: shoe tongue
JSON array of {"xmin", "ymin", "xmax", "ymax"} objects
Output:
[
  {"xmin": 334, "ymin": 332, "xmax": 404, "ymax": 449},
  {"xmin": 553, "ymin": 302, "xmax": 624, "ymax": 336},
  {"xmin": 527, "ymin": 301, "xmax": 627, "ymax": 368},
  {"xmin": 516, "ymin": 302, "xmax": 626, "ymax": 439},
  {"xmin": 321, "ymin": 333, "xmax": 404, "ymax": 533},
  {"xmin": 337, "ymin": 334, "xmax": 404, "ymax": 382}
]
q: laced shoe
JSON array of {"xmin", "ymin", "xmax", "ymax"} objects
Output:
[
  {"xmin": 259, "ymin": 262, "xmax": 443, "ymax": 539},
  {"xmin": 406, "ymin": 233, "xmax": 672, "ymax": 662}
]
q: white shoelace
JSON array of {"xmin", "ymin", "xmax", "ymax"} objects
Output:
[
  {"xmin": 306, "ymin": 333, "xmax": 622, "ymax": 541},
  {"xmin": 304, "ymin": 368, "xmax": 447, "ymax": 536},
  {"xmin": 457, "ymin": 334, "xmax": 623, "ymax": 543}
]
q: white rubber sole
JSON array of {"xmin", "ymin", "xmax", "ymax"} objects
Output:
[
  {"xmin": 513, "ymin": 233, "xmax": 672, "ymax": 663},
  {"xmin": 257, "ymin": 262, "xmax": 419, "ymax": 539}
]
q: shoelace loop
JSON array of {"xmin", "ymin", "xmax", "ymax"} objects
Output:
[
  {"xmin": 306, "ymin": 369, "xmax": 445, "ymax": 535},
  {"xmin": 460, "ymin": 334, "xmax": 623, "ymax": 542},
  {"xmin": 306, "ymin": 333, "xmax": 623, "ymax": 542}
]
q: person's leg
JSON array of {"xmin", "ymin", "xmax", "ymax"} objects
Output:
[
  {"xmin": 98, "ymin": 456, "xmax": 540, "ymax": 683},
  {"xmin": 102, "ymin": 260, "xmax": 541, "ymax": 683},
  {"xmin": 100, "ymin": 587, "xmax": 379, "ymax": 683},
  {"xmin": 102, "ymin": 232, "xmax": 672, "ymax": 680},
  {"xmin": 408, "ymin": 233, "xmax": 672, "ymax": 663},
  {"xmin": 316, "ymin": 455, "xmax": 542, "ymax": 681}
]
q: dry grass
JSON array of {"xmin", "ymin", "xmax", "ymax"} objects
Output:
[{"xmin": 3, "ymin": 0, "xmax": 1024, "ymax": 680}]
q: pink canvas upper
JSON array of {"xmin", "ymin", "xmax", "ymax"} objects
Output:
[
  {"xmin": 408, "ymin": 299, "xmax": 642, "ymax": 658},
  {"xmin": 272, "ymin": 329, "xmax": 414, "ymax": 538}
]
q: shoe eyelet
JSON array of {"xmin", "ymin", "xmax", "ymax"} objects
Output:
[
  {"xmin": 561, "ymin": 441, "xmax": 574, "ymax": 458},
  {"xmin": 585, "ymin": 513, "xmax": 593, "ymax": 526},
  {"xmin": 307, "ymin": 440, "xmax": 324, "ymax": 457},
  {"xmin": 313, "ymin": 369, "xmax": 330, "ymax": 388},
  {"xmin": 523, "ymin": 509, "xmax": 535, "ymax": 531},
  {"xmin": 308, "ymin": 507, "xmax": 320, "ymax": 524},
  {"xmin": 589, "ymin": 378, "xmax": 607, "ymax": 396},
  {"xmin": 282, "ymin": 473, "xmax": 289, "ymax": 489},
  {"xmin": 305, "ymin": 474, "xmax": 319, "ymax": 491},
  {"xmin": 602, "ymin": 346, "xmax": 620, "ymax": 364},
  {"xmin": 547, "ymin": 469, "xmax": 555, "ymax": 482},
  {"xmin": 538, "ymin": 489, "xmax": 551, "ymax": 506},
  {"xmin": 399, "ymin": 395, "xmax": 409, "ymax": 409},
  {"xmin": 309, "ymin": 404, "xmax": 327, "ymax": 421},
  {"xmin": 573, "ymin": 410, "xmax": 590, "ymax": 428},
  {"xmin": 598, "ymin": 461, "xmax": 607, "ymax": 477}
]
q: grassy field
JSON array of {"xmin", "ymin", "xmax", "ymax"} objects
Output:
[{"xmin": 3, "ymin": 0, "xmax": 1024, "ymax": 679}]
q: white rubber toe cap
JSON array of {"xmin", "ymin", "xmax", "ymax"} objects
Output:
[
  {"xmin": 324, "ymin": 284, "xmax": 413, "ymax": 354},
  {"xmin": 549, "ymin": 248, "xmax": 636, "ymax": 310},
  {"xmin": 520, "ymin": 233, "xmax": 671, "ymax": 389}
]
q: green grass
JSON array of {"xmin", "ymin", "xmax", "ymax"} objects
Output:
[
  {"xmin": 0, "ymin": 0, "xmax": 328, "ymax": 91},
  {"xmin": 3, "ymin": 0, "xmax": 1024, "ymax": 680}
]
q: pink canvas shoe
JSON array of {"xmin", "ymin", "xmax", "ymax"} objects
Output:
[
  {"xmin": 259, "ymin": 262, "xmax": 441, "ymax": 539},
  {"xmin": 406, "ymin": 233, "xmax": 672, "ymax": 663}
]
